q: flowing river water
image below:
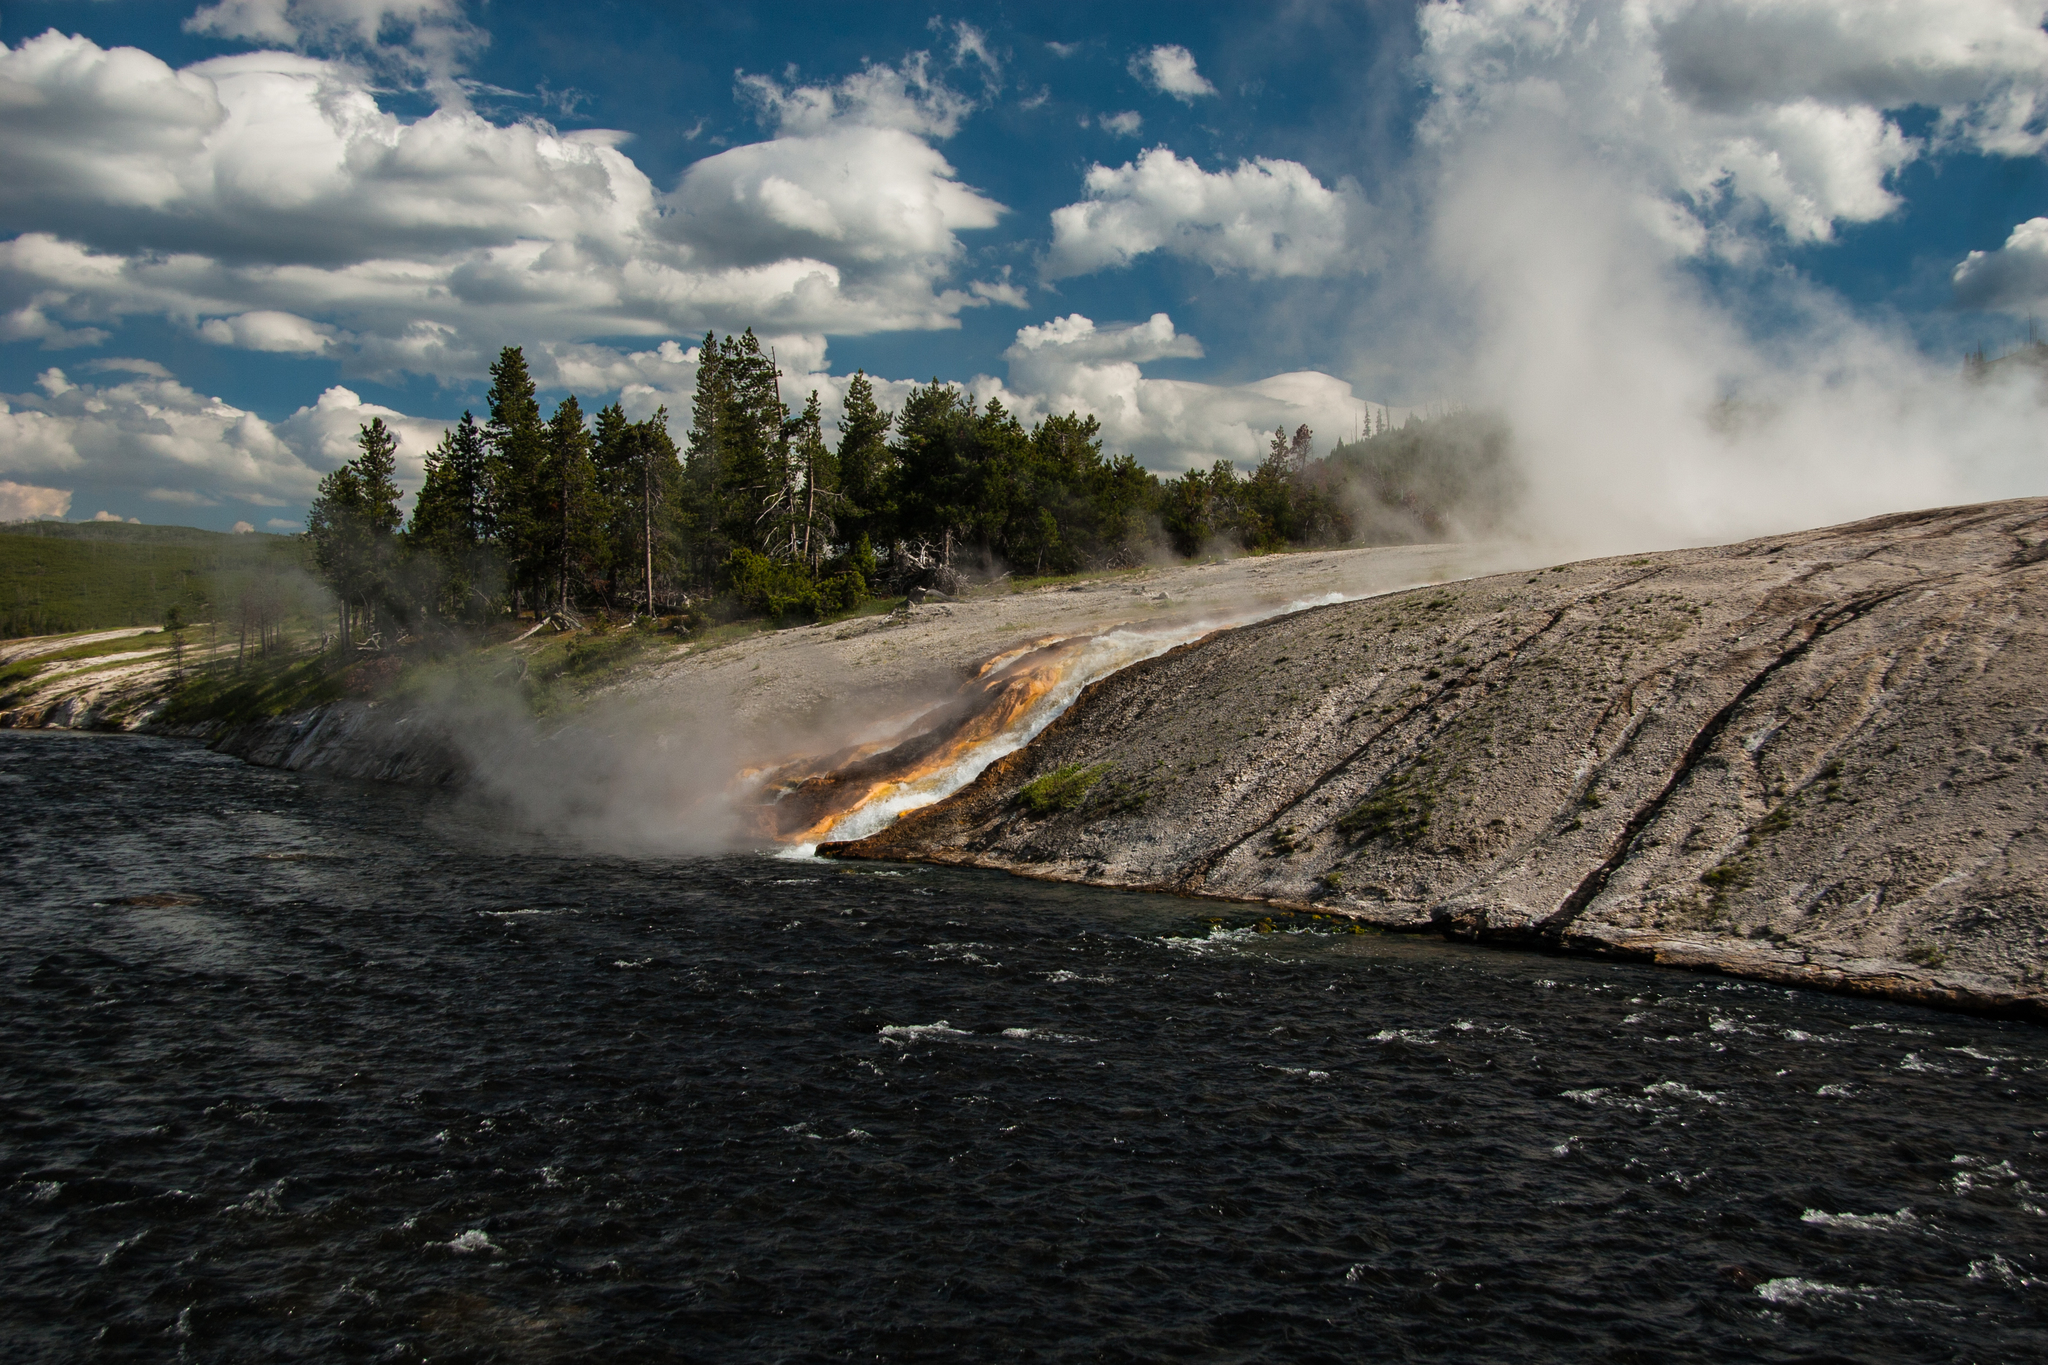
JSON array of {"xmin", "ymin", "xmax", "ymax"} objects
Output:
[{"xmin": 5, "ymin": 729, "xmax": 2046, "ymax": 1361}]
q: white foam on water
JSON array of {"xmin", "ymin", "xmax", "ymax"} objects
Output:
[
  {"xmin": 442, "ymin": 1229, "xmax": 498, "ymax": 1255},
  {"xmin": 1755, "ymin": 1277, "xmax": 1861, "ymax": 1306},
  {"xmin": 1643, "ymin": 1080, "xmax": 1723, "ymax": 1105},
  {"xmin": 1801, "ymin": 1208, "xmax": 1922, "ymax": 1233},
  {"xmin": 1000, "ymin": 1027, "xmax": 1092, "ymax": 1042},
  {"xmin": 228, "ymin": 1180, "xmax": 285, "ymax": 1217},
  {"xmin": 1968, "ymin": 1254, "xmax": 2041, "ymax": 1287},
  {"xmin": 877, "ymin": 1020, "xmax": 971, "ymax": 1046},
  {"xmin": 1160, "ymin": 924, "xmax": 1260, "ymax": 954},
  {"xmin": 1369, "ymin": 1028, "xmax": 1440, "ymax": 1045}
]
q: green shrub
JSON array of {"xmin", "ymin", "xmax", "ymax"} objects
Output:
[
  {"xmin": 1338, "ymin": 761, "xmax": 1439, "ymax": 845},
  {"xmin": 1016, "ymin": 761, "xmax": 1113, "ymax": 815},
  {"xmin": 726, "ymin": 548, "xmax": 867, "ymax": 622}
]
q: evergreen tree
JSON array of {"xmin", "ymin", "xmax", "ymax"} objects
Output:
[
  {"xmin": 890, "ymin": 381, "xmax": 975, "ymax": 560},
  {"xmin": 680, "ymin": 332, "xmax": 729, "ymax": 585},
  {"xmin": 789, "ymin": 391, "xmax": 836, "ymax": 566},
  {"xmin": 681, "ymin": 330, "xmax": 789, "ymax": 570},
  {"xmin": 408, "ymin": 412, "xmax": 500, "ymax": 619},
  {"xmin": 718, "ymin": 330, "xmax": 789, "ymax": 554},
  {"xmin": 634, "ymin": 408, "xmax": 683, "ymax": 611},
  {"xmin": 306, "ymin": 418, "xmax": 404, "ymax": 647},
  {"xmin": 483, "ymin": 347, "xmax": 548, "ymax": 615},
  {"xmin": 835, "ymin": 369, "xmax": 894, "ymax": 546},
  {"xmin": 593, "ymin": 403, "xmax": 683, "ymax": 612},
  {"xmin": 540, "ymin": 395, "xmax": 597, "ymax": 613},
  {"xmin": 591, "ymin": 402, "xmax": 637, "ymax": 607},
  {"xmin": 413, "ymin": 412, "xmax": 491, "ymax": 547}
]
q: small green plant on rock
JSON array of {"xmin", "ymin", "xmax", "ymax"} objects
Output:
[
  {"xmin": 1338, "ymin": 761, "xmax": 1440, "ymax": 846},
  {"xmin": 1016, "ymin": 762, "xmax": 1114, "ymax": 815},
  {"xmin": 1902, "ymin": 941, "xmax": 1947, "ymax": 968}
]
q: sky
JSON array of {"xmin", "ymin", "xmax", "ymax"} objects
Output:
[{"xmin": 2, "ymin": 0, "xmax": 2046, "ymax": 543}]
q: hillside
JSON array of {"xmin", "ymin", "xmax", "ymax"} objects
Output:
[
  {"xmin": 0, "ymin": 521, "xmax": 310, "ymax": 637},
  {"xmin": 825, "ymin": 498, "xmax": 2048, "ymax": 1018}
]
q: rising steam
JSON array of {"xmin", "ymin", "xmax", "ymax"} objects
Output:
[{"xmin": 1392, "ymin": 0, "xmax": 2048, "ymax": 557}]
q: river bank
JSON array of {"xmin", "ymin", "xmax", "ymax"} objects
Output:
[
  {"xmin": 11, "ymin": 505, "xmax": 2048, "ymax": 1020},
  {"xmin": 823, "ymin": 499, "xmax": 2048, "ymax": 1022}
]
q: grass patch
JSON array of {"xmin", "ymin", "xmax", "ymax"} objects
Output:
[
  {"xmin": 0, "ymin": 524, "xmax": 311, "ymax": 638},
  {"xmin": 155, "ymin": 651, "xmax": 350, "ymax": 727},
  {"xmin": 1016, "ymin": 761, "xmax": 1114, "ymax": 816},
  {"xmin": 1902, "ymin": 941, "xmax": 1947, "ymax": 968},
  {"xmin": 1338, "ymin": 760, "xmax": 1441, "ymax": 845}
]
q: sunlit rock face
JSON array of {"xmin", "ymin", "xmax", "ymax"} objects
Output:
[{"xmin": 827, "ymin": 498, "xmax": 2048, "ymax": 1019}]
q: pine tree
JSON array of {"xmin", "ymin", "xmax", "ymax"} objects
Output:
[
  {"xmin": 307, "ymin": 418, "xmax": 405, "ymax": 648},
  {"xmin": 407, "ymin": 412, "xmax": 498, "ymax": 619},
  {"xmin": 484, "ymin": 346, "xmax": 547, "ymax": 616},
  {"xmin": 789, "ymin": 391, "xmax": 836, "ymax": 565},
  {"xmin": 634, "ymin": 408, "xmax": 681, "ymax": 612},
  {"xmin": 591, "ymin": 402, "xmax": 637, "ymax": 607},
  {"xmin": 541, "ymin": 395, "xmax": 596, "ymax": 614},
  {"xmin": 1287, "ymin": 423, "xmax": 1314, "ymax": 471},
  {"xmin": 592, "ymin": 403, "xmax": 682, "ymax": 612},
  {"xmin": 835, "ymin": 369, "xmax": 894, "ymax": 546},
  {"xmin": 719, "ymin": 330, "xmax": 789, "ymax": 555}
]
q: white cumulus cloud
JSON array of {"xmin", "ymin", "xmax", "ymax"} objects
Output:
[
  {"xmin": 274, "ymin": 385, "xmax": 452, "ymax": 490},
  {"xmin": 0, "ymin": 32, "xmax": 1008, "ymax": 386},
  {"xmin": 0, "ymin": 363, "xmax": 452, "ymax": 514},
  {"xmin": 1045, "ymin": 148, "xmax": 1357, "ymax": 279},
  {"xmin": 0, "ymin": 479, "xmax": 70, "ymax": 520},
  {"xmin": 1129, "ymin": 45, "xmax": 1216, "ymax": 102},
  {"xmin": 198, "ymin": 310, "xmax": 340, "ymax": 354},
  {"xmin": 1420, "ymin": 0, "xmax": 2048, "ymax": 248},
  {"xmin": 737, "ymin": 53, "xmax": 977, "ymax": 139},
  {"xmin": 970, "ymin": 313, "xmax": 1381, "ymax": 473},
  {"xmin": 1953, "ymin": 216, "xmax": 2048, "ymax": 312}
]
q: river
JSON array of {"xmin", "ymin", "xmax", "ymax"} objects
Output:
[{"xmin": 4, "ymin": 730, "xmax": 2044, "ymax": 1361}]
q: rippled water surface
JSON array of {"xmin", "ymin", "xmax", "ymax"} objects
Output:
[{"xmin": 5, "ymin": 731, "xmax": 2047, "ymax": 1362}]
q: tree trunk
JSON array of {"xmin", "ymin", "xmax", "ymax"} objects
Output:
[{"xmin": 643, "ymin": 450, "xmax": 655, "ymax": 615}]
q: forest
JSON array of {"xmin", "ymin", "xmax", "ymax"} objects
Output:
[{"xmin": 307, "ymin": 333, "xmax": 1515, "ymax": 641}]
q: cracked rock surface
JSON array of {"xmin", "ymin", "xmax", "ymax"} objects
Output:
[{"xmin": 826, "ymin": 499, "xmax": 2048, "ymax": 1019}]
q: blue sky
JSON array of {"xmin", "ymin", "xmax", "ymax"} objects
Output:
[{"xmin": 3, "ymin": 1, "xmax": 2046, "ymax": 538}]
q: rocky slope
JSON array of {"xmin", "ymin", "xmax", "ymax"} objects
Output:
[{"xmin": 824, "ymin": 499, "xmax": 2048, "ymax": 1019}]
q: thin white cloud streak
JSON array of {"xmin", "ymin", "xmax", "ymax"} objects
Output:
[{"xmin": 184, "ymin": 0, "xmax": 484, "ymax": 104}]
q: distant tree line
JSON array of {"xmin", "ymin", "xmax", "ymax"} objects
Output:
[{"xmin": 305, "ymin": 334, "xmax": 1513, "ymax": 643}]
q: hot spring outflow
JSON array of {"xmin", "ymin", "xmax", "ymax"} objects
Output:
[{"xmin": 745, "ymin": 592, "xmax": 1353, "ymax": 851}]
